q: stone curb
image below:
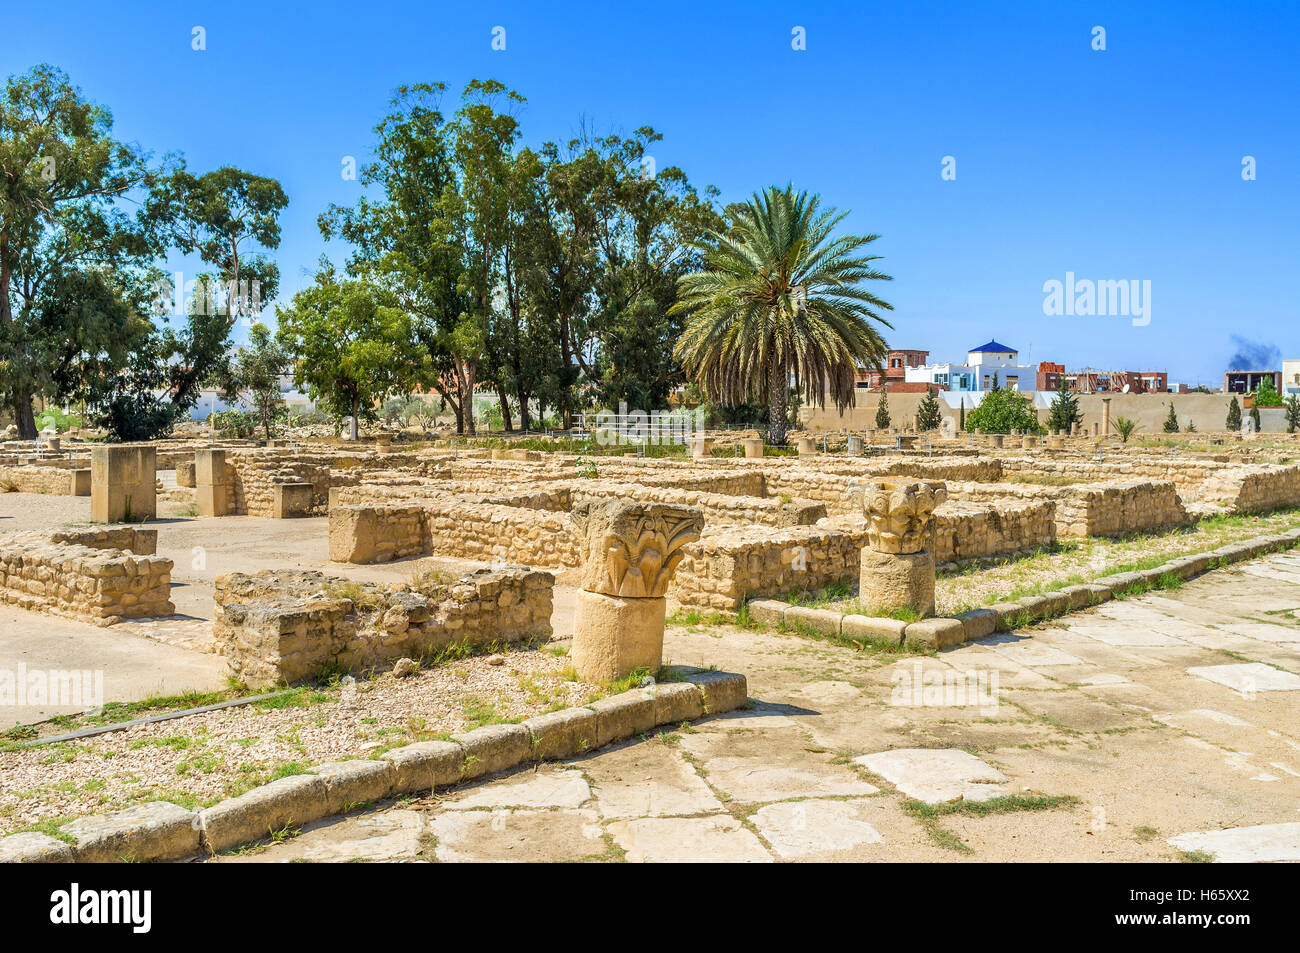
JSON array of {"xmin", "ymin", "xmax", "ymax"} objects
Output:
[
  {"xmin": 749, "ymin": 526, "xmax": 1300, "ymax": 651},
  {"xmin": 0, "ymin": 669, "xmax": 748, "ymax": 863}
]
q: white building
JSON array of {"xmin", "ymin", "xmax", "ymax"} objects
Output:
[
  {"xmin": 188, "ymin": 375, "xmax": 317, "ymax": 421},
  {"xmin": 1282, "ymin": 359, "xmax": 1300, "ymax": 396},
  {"xmin": 904, "ymin": 340, "xmax": 1040, "ymax": 395}
]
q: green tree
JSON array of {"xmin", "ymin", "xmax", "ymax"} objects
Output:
[
  {"xmin": 1163, "ymin": 402, "xmax": 1180, "ymax": 433},
  {"xmin": 916, "ymin": 385, "xmax": 942, "ymax": 431},
  {"xmin": 1250, "ymin": 403, "xmax": 1261, "ymax": 432},
  {"xmin": 672, "ymin": 185, "xmax": 893, "ymax": 445},
  {"xmin": 966, "ymin": 388, "xmax": 1041, "ymax": 434},
  {"xmin": 274, "ymin": 268, "xmax": 416, "ymax": 440},
  {"xmin": 1254, "ymin": 376, "xmax": 1283, "ymax": 408},
  {"xmin": 146, "ymin": 165, "xmax": 288, "ymax": 327},
  {"xmin": 0, "ymin": 64, "xmax": 156, "ymax": 438},
  {"xmin": 1285, "ymin": 395, "xmax": 1300, "ymax": 434},
  {"xmin": 1046, "ymin": 377, "xmax": 1081, "ymax": 433},
  {"xmin": 875, "ymin": 386, "xmax": 891, "ymax": 430},
  {"xmin": 1226, "ymin": 396, "xmax": 1242, "ymax": 431},
  {"xmin": 232, "ymin": 323, "xmax": 291, "ymax": 441},
  {"xmin": 1115, "ymin": 417, "xmax": 1138, "ymax": 443}
]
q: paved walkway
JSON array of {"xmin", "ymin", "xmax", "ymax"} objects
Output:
[{"xmin": 217, "ymin": 551, "xmax": 1300, "ymax": 863}]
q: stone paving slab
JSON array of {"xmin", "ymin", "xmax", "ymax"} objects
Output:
[
  {"xmin": 1168, "ymin": 822, "xmax": 1300, "ymax": 862},
  {"xmin": 606, "ymin": 815, "xmax": 771, "ymax": 863},
  {"xmin": 750, "ymin": 799, "xmax": 885, "ymax": 860},
  {"xmin": 855, "ymin": 748, "xmax": 1008, "ymax": 803},
  {"xmin": 1187, "ymin": 662, "xmax": 1300, "ymax": 693}
]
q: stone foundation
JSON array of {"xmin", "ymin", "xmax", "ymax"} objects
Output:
[{"xmin": 213, "ymin": 566, "xmax": 554, "ymax": 688}]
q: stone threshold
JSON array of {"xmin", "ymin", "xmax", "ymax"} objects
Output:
[
  {"xmin": 748, "ymin": 527, "xmax": 1300, "ymax": 651},
  {"xmin": 0, "ymin": 669, "xmax": 747, "ymax": 863}
]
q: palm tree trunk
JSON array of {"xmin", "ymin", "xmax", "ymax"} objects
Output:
[{"xmin": 768, "ymin": 358, "xmax": 789, "ymax": 446}]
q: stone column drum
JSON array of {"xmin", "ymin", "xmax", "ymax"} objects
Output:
[
  {"xmin": 1101, "ymin": 397, "xmax": 1112, "ymax": 437},
  {"xmin": 569, "ymin": 500, "xmax": 704, "ymax": 682},
  {"xmin": 858, "ymin": 479, "xmax": 947, "ymax": 618},
  {"xmin": 743, "ymin": 437, "xmax": 765, "ymax": 458}
]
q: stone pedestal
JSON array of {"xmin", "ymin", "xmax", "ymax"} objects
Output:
[
  {"xmin": 195, "ymin": 449, "xmax": 230, "ymax": 517},
  {"xmin": 859, "ymin": 550, "xmax": 936, "ymax": 617},
  {"xmin": 70, "ymin": 469, "xmax": 91, "ymax": 496},
  {"xmin": 91, "ymin": 445, "xmax": 156, "ymax": 523},
  {"xmin": 690, "ymin": 437, "xmax": 713, "ymax": 458},
  {"xmin": 858, "ymin": 478, "xmax": 946, "ymax": 619},
  {"xmin": 847, "ymin": 436, "xmax": 863, "ymax": 455},
  {"xmin": 571, "ymin": 590, "xmax": 667, "ymax": 682},
  {"xmin": 1022, "ymin": 436, "xmax": 1036, "ymax": 450},
  {"xmin": 175, "ymin": 459, "xmax": 197, "ymax": 488},
  {"xmin": 743, "ymin": 438, "xmax": 764, "ymax": 458},
  {"xmin": 990, "ymin": 435, "xmax": 1004, "ymax": 448},
  {"xmin": 797, "ymin": 437, "xmax": 817, "ymax": 454},
  {"xmin": 569, "ymin": 500, "xmax": 703, "ymax": 681},
  {"xmin": 272, "ymin": 483, "xmax": 314, "ymax": 518}
]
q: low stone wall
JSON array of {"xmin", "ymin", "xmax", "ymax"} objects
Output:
[
  {"xmin": 0, "ymin": 531, "xmax": 174, "ymax": 624},
  {"xmin": 999, "ymin": 457, "xmax": 1300, "ymax": 515},
  {"xmin": 329, "ymin": 500, "xmax": 582, "ymax": 568},
  {"xmin": 672, "ymin": 500, "xmax": 1057, "ymax": 610},
  {"xmin": 571, "ymin": 482, "xmax": 825, "ymax": 527},
  {"xmin": 0, "ymin": 464, "xmax": 82, "ymax": 495},
  {"xmin": 47, "ymin": 527, "xmax": 158, "ymax": 555},
  {"xmin": 213, "ymin": 566, "xmax": 554, "ymax": 687},
  {"xmin": 946, "ymin": 478, "xmax": 1189, "ymax": 537}
]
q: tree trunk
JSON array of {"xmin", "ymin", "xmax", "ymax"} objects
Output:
[
  {"xmin": 515, "ymin": 385, "xmax": 532, "ymax": 432},
  {"xmin": 349, "ymin": 394, "xmax": 359, "ymax": 441},
  {"xmin": 497, "ymin": 387, "xmax": 513, "ymax": 432},
  {"xmin": 768, "ymin": 359, "xmax": 789, "ymax": 446},
  {"xmin": 15, "ymin": 396, "xmax": 37, "ymax": 441}
]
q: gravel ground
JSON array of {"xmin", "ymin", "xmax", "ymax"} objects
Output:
[{"xmin": 0, "ymin": 642, "xmax": 602, "ymax": 834}]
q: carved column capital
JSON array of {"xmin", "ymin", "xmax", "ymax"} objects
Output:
[
  {"xmin": 570, "ymin": 500, "xmax": 704, "ymax": 598},
  {"xmin": 861, "ymin": 479, "xmax": 947, "ymax": 554}
]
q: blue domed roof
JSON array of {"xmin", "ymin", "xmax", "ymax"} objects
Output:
[{"xmin": 970, "ymin": 340, "xmax": 1017, "ymax": 353}]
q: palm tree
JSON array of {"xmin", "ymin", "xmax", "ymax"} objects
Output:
[{"xmin": 671, "ymin": 185, "xmax": 893, "ymax": 445}]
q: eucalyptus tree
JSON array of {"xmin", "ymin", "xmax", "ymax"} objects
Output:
[{"xmin": 0, "ymin": 64, "xmax": 156, "ymax": 437}]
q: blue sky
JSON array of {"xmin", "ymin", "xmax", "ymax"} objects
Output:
[{"xmin": 4, "ymin": 0, "xmax": 1296, "ymax": 386}]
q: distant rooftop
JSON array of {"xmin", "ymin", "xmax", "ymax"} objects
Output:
[{"xmin": 970, "ymin": 340, "xmax": 1017, "ymax": 353}]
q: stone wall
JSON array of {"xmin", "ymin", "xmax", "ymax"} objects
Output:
[
  {"xmin": 945, "ymin": 478, "xmax": 1189, "ymax": 537},
  {"xmin": 571, "ymin": 482, "xmax": 826, "ymax": 527},
  {"xmin": 213, "ymin": 566, "xmax": 554, "ymax": 687},
  {"xmin": 329, "ymin": 500, "xmax": 582, "ymax": 568},
  {"xmin": 0, "ymin": 531, "xmax": 173, "ymax": 624},
  {"xmin": 0, "ymin": 464, "xmax": 83, "ymax": 495},
  {"xmin": 671, "ymin": 499, "xmax": 1057, "ymax": 609}
]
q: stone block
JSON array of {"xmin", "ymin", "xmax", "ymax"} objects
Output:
[
  {"xmin": 175, "ymin": 459, "xmax": 197, "ymax": 487},
  {"xmin": 64, "ymin": 801, "xmax": 199, "ymax": 863},
  {"xmin": 954, "ymin": 608, "xmax": 999, "ymax": 641},
  {"xmin": 784, "ymin": 604, "xmax": 842, "ymax": 636},
  {"xmin": 904, "ymin": 617, "xmax": 965, "ymax": 649},
  {"xmin": 194, "ymin": 449, "xmax": 229, "ymax": 517},
  {"xmin": 198, "ymin": 774, "xmax": 330, "ymax": 854},
  {"xmin": 684, "ymin": 670, "xmax": 748, "ymax": 714},
  {"xmin": 841, "ymin": 614, "xmax": 908, "ymax": 643},
  {"xmin": 453, "ymin": 723, "xmax": 531, "ymax": 779},
  {"xmin": 746, "ymin": 598, "xmax": 788, "ymax": 625},
  {"xmin": 743, "ymin": 438, "xmax": 765, "ymax": 458},
  {"xmin": 859, "ymin": 549, "xmax": 936, "ymax": 617},
  {"xmin": 382, "ymin": 741, "xmax": 464, "ymax": 794},
  {"xmin": 312, "ymin": 760, "xmax": 396, "ymax": 814},
  {"xmin": 0, "ymin": 832, "xmax": 74, "ymax": 863},
  {"xmin": 589, "ymin": 690, "xmax": 658, "ymax": 746},
  {"xmin": 70, "ymin": 468, "xmax": 91, "ymax": 496},
  {"xmin": 329, "ymin": 506, "xmax": 378, "ymax": 563},
  {"xmin": 571, "ymin": 589, "xmax": 666, "ymax": 682},
  {"xmin": 90, "ymin": 444, "xmax": 156, "ymax": 523},
  {"xmin": 272, "ymin": 482, "xmax": 314, "ymax": 519},
  {"xmin": 649, "ymin": 681, "xmax": 705, "ymax": 724},
  {"xmin": 524, "ymin": 707, "xmax": 598, "ymax": 761}
]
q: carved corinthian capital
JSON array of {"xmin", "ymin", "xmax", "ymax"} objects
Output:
[
  {"xmin": 570, "ymin": 500, "xmax": 704, "ymax": 598},
  {"xmin": 861, "ymin": 479, "xmax": 948, "ymax": 554}
]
